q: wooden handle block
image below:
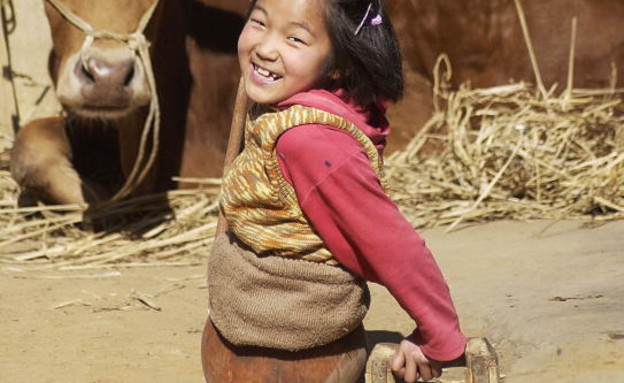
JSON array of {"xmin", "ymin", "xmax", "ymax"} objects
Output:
[
  {"xmin": 365, "ymin": 338, "xmax": 501, "ymax": 383},
  {"xmin": 464, "ymin": 337, "xmax": 501, "ymax": 383}
]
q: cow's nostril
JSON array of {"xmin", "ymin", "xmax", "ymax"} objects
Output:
[
  {"xmin": 77, "ymin": 55, "xmax": 136, "ymax": 87},
  {"xmin": 81, "ymin": 62, "xmax": 96, "ymax": 83},
  {"xmin": 123, "ymin": 65, "xmax": 136, "ymax": 87}
]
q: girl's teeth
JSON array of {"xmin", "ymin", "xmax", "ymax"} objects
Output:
[{"xmin": 255, "ymin": 65, "xmax": 279, "ymax": 80}]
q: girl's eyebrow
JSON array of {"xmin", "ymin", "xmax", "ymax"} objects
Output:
[
  {"xmin": 289, "ymin": 21, "xmax": 315, "ymax": 37},
  {"xmin": 251, "ymin": 4, "xmax": 268, "ymax": 16},
  {"xmin": 252, "ymin": 4, "xmax": 315, "ymax": 37}
]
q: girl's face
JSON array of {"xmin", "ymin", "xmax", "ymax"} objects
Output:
[{"xmin": 238, "ymin": 0, "xmax": 332, "ymax": 105}]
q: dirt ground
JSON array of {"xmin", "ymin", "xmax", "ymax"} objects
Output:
[
  {"xmin": 1, "ymin": 219, "xmax": 622, "ymax": 383},
  {"xmin": 3, "ymin": 2, "xmax": 622, "ymax": 382}
]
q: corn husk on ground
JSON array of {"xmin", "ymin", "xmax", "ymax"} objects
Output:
[{"xmin": 1, "ymin": 81, "xmax": 623, "ymax": 268}]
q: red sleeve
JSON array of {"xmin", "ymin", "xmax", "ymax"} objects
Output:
[{"xmin": 276, "ymin": 125, "xmax": 466, "ymax": 361}]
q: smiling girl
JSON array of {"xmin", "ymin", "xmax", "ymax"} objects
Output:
[{"xmin": 203, "ymin": 1, "xmax": 466, "ymax": 382}]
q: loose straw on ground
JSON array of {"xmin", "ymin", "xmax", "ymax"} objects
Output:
[{"xmin": 0, "ymin": 168, "xmax": 221, "ymax": 269}]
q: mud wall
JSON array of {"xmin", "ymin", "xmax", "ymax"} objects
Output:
[{"xmin": 1, "ymin": 0, "xmax": 61, "ymax": 149}]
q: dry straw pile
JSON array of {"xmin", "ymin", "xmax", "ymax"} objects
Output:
[
  {"xmin": 387, "ymin": 80, "xmax": 624, "ymax": 231},
  {"xmin": 1, "ymin": 80, "xmax": 623, "ymax": 268}
]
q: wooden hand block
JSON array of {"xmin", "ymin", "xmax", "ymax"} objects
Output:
[{"xmin": 365, "ymin": 337, "xmax": 501, "ymax": 383}]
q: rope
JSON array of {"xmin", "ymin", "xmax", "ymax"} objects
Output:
[
  {"xmin": 45, "ymin": 0, "xmax": 162, "ymax": 202},
  {"xmin": 1, "ymin": 0, "xmax": 16, "ymax": 33},
  {"xmin": 1, "ymin": 0, "xmax": 21, "ymax": 132}
]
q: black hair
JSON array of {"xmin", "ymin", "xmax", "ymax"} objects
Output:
[
  {"xmin": 321, "ymin": 0, "xmax": 403, "ymax": 107},
  {"xmin": 244, "ymin": 0, "xmax": 404, "ymax": 108}
]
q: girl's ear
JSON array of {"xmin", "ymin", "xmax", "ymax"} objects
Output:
[{"xmin": 328, "ymin": 69, "xmax": 341, "ymax": 80}]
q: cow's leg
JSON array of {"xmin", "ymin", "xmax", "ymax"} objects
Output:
[{"xmin": 10, "ymin": 117, "xmax": 101, "ymax": 205}]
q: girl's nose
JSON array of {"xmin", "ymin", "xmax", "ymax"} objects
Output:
[{"xmin": 255, "ymin": 36, "xmax": 279, "ymax": 61}]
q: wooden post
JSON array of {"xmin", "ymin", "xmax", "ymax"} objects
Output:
[
  {"xmin": 1, "ymin": 0, "xmax": 19, "ymax": 149},
  {"xmin": 215, "ymin": 77, "xmax": 248, "ymax": 235}
]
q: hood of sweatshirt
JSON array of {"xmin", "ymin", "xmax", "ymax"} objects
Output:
[{"xmin": 277, "ymin": 89, "xmax": 390, "ymax": 155}]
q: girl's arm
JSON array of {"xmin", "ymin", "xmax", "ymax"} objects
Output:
[{"xmin": 276, "ymin": 124, "xmax": 466, "ymax": 362}]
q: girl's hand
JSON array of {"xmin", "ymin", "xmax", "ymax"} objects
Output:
[{"xmin": 391, "ymin": 338, "xmax": 442, "ymax": 382}]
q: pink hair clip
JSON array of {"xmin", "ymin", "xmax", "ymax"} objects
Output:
[
  {"xmin": 370, "ymin": 14, "xmax": 383, "ymax": 26},
  {"xmin": 354, "ymin": 3, "xmax": 382, "ymax": 35}
]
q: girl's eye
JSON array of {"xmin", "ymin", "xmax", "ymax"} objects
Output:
[
  {"xmin": 249, "ymin": 18, "xmax": 265, "ymax": 28},
  {"xmin": 287, "ymin": 36, "xmax": 307, "ymax": 45}
]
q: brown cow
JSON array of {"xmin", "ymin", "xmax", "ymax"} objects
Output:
[
  {"xmin": 9, "ymin": 0, "xmax": 246, "ymax": 205},
  {"xmin": 385, "ymin": 0, "xmax": 624, "ymax": 150}
]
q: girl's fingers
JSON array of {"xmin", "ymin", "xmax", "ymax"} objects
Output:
[
  {"xmin": 394, "ymin": 366, "xmax": 407, "ymax": 381},
  {"xmin": 431, "ymin": 361, "xmax": 443, "ymax": 378},
  {"xmin": 404, "ymin": 349, "xmax": 419, "ymax": 382},
  {"xmin": 391, "ymin": 340, "xmax": 444, "ymax": 382},
  {"xmin": 391, "ymin": 348, "xmax": 406, "ymax": 373},
  {"xmin": 417, "ymin": 361, "xmax": 433, "ymax": 381}
]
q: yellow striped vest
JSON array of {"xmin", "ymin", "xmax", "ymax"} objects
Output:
[{"xmin": 220, "ymin": 105, "xmax": 385, "ymax": 264}]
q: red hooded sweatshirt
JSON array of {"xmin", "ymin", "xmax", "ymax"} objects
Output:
[{"xmin": 274, "ymin": 89, "xmax": 466, "ymax": 362}]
